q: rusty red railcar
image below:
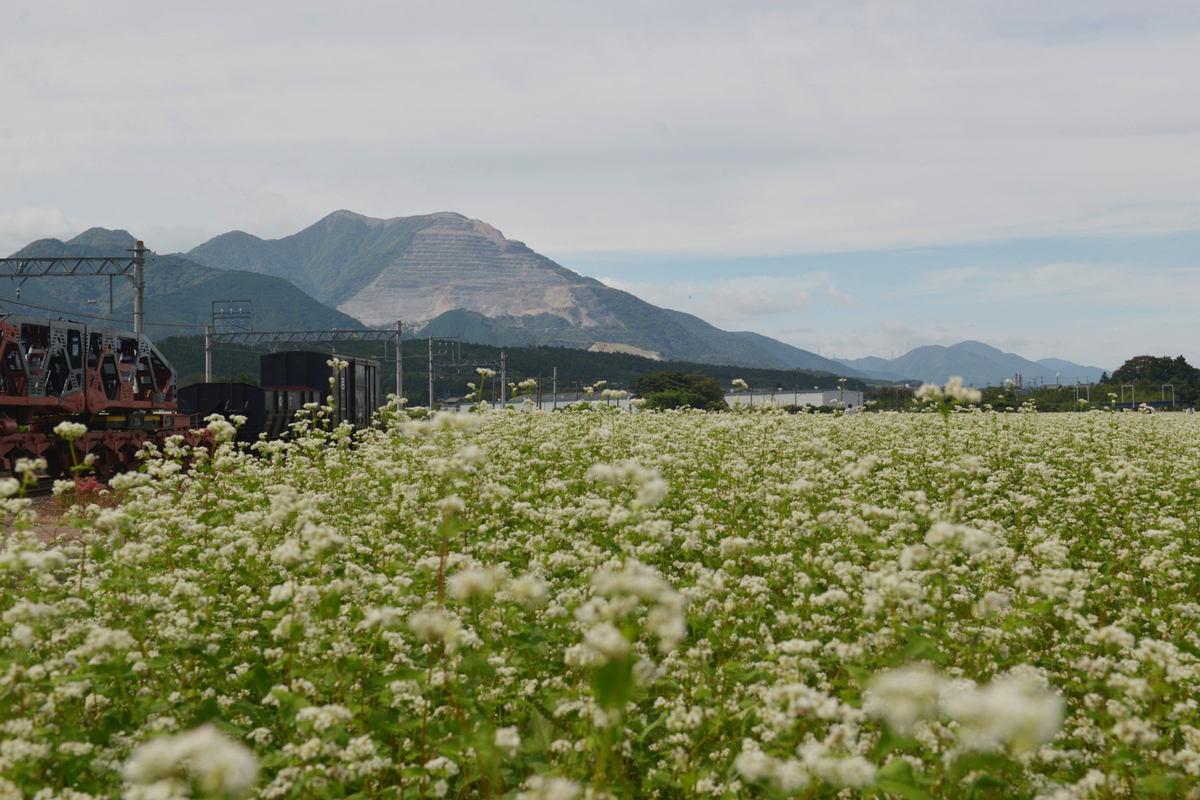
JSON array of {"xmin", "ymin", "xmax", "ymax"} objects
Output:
[{"xmin": 0, "ymin": 313, "xmax": 203, "ymax": 476}]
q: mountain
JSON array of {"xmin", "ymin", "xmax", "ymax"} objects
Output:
[
  {"xmin": 186, "ymin": 212, "xmax": 439, "ymax": 308},
  {"xmin": 5, "ymin": 229, "xmax": 363, "ymax": 337},
  {"xmin": 186, "ymin": 210, "xmax": 852, "ymax": 371},
  {"xmin": 1036, "ymin": 357, "xmax": 1109, "ymax": 381},
  {"xmin": 731, "ymin": 331, "xmax": 869, "ymax": 378},
  {"xmin": 837, "ymin": 340, "xmax": 1108, "ymax": 386}
]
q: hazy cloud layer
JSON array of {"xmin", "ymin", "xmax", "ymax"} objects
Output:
[{"xmin": 5, "ymin": 1, "xmax": 1200, "ymax": 257}]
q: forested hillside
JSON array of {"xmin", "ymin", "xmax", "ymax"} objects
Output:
[{"xmin": 5, "ymin": 228, "xmax": 363, "ymax": 336}]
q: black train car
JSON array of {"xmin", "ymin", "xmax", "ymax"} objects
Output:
[
  {"xmin": 177, "ymin": 383, "xmax": 266, "ymax": 444},
  {"xmin": 177, "ymin": 382, "xmax": 318, "ymax": 442},
  {"xmin": 262, "ymin": 387, "xmax": 320, "ymax": 439},
  {"xmin": 259, "ymin": 352, "xmax": 380, "ymax": 429}
]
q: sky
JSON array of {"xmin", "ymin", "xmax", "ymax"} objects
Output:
[{"xmin": 3, "ymin": 1, "xmax": 1200, "ymax": 368}]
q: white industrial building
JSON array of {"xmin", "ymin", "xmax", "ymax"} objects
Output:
[{"xmin": 723, "ymin": 389, "xmax": 866, "ymax": 409}]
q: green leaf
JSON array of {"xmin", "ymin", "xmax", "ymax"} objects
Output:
[
  {"xmin": 319, "ymin": 589, "xmax": 342, "ymax": 619},
  {"xmin": 949, "ymin": 752, "xmax": 1010, "ymax": 781},
  {"xmin": 843, "ymin": 664, "xmax": 873, "ymax": 685},
  {"xmin": 637, "ymin": 713, "xmax": 666, "ymax": 742},
  {"xmin": 902, "ymin": 635, "xmax": 947, "ymax": 662},
  {"xmin": 524, "ymin": 707, "xmax": 554, "ymax": 752},
  {"xmin": 1136, "ymin": 775, "xmax": 1181, "ymax": 796},
  {"xmin": 594, "ymin": 656, "xmax": 634, "ymax": 710},
  {"xmin": 877, "ymin": 758, "xmax": 916, "ymax": 781},
  {"xmin": 874, "ymin": 778, "xmax": 935, "ymax": 800},
  {"xmin": 965, "ymin": 774, "xmax": 1008, "ymax": 799},
  {"xmin": 874, "ymin": 731, "xmax": 920, "ymax": 764},
  {"xmin": 1177, "ymin": 639, "xmax": 1200, "ymax": 660}
]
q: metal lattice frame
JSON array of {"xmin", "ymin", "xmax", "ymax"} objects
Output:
[
  {"xmin": 0, "ymin": 242, "xmax": 147, "ymax": 335},
  {"xmin": 205, "ymin": 323, "xmax": 406, "ymax": 398},
  {"xmin": 211, "ymin": 300, "xmax": 253, "ymax": 335}
]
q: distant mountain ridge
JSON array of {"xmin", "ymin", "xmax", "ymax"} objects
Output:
[
  {"xmin": 185, "ymin": 210, "xmax": 848, "ymax": 371},
  {"xmin": 5, "ymin": 229, "xmax": 363, "ymax": 337},
  {"xmin": 8, "ymin": 220, "xmax": 1105, "ymax": 387},
  {"xmin": 836, "ymin": 340, "xmax": 1108, "ymax": 386}
]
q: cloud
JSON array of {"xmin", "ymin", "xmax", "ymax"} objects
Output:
[
  {"xmin": 4, "ymin": 4, "xmax": 1200, "ymax": 253},
  {"xmin": 983, "ymin": 263, "xmax": 1200, "ymax": 307},
  {"xmin": 926, "ymin": 268, "xmax": 979, "ymax": 290},
  {"xmin": 825, "ymin": 286, "xmax": 864, "ymax": 309},
  {"xmin": 825, "ymin": 286, "xmax": 864, "ymax": 308},
  {"xmin": 881, "ymin": 319, "xmax": 913, "ymax": 335},
  {"xmin": 0, "ymin": 207, "xmax": 83, "ymax": 256},
  {"xmin": 600, "ymin": 275, "xmax": 815, "ymax": 327},
  {"xmin": 766, "ymin": 324, "xmax": 818, "ymax": 349}
]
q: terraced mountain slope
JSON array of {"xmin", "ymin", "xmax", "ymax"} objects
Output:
[{"xmin": 186, "ymin": 210, "xmax": 840, "ymax": 370}]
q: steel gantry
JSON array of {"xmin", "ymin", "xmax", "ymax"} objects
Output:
[
  {"xmin": 421, "ymin": 335, "xmax": 505, "ymax": 410},
  {"xmin": 0, "ymin": 240, "xmax": 148, "ymax": 334},
  {"xmin": 205, "ymin": 321, "xmax": 405, "ymax": 397}
]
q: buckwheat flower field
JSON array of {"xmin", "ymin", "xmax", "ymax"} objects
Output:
[{"xmin": 4, "ymin": 397, "xmax": 1200, "ymax": 799}]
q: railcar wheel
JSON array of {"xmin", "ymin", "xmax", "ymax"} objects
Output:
[
  {"xmin": 118, "ymin": 444, "xmax": 142, "ymax": 473},
  {"xmin": 89, "ymin": 446, "xmax": 119, "ymax": 478},
  {"xmin": 42, "ymin": 448, "xmax": 64, "ymax": 479}
]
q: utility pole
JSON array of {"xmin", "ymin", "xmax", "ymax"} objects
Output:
[
  {"xmin": 396, "ymin": 320, "xmax": 403, "ymax": 400},
  {"xmin": 205, "ymin": 325, "xmax": 213, "ymax": 382},
  {"xmin": 553, "ymin": 367, "xmax": 558, "ymax": 411},
  {"xmin": 133, "ymin": 240, "xmax": 146, "ymax": 336},
  {"xmin": 428, "ymin": 336, "xmax": 434, "ymax": 412},
  {"xmin": 500, "ymin": 351, "xmax": 507, "ymax": 409}
]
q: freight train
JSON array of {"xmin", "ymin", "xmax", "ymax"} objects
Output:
[
  {"xmin": 178, "ymin": 352, "xmax": 381, "ymax": 444},
  {"xmin": 0, "ymin": 312, "xmax": 204, "ymax": 477}
]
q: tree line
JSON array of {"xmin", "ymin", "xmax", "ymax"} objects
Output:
[{"xmin": 157, "ymin": 336, "xmax": 868, "ymax": 408}]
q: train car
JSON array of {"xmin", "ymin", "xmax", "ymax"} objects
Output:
[
  {"xmin": 180, "ymin": 351, "xmax": 378, "ymax": 445},
  {"xmin": 177, "ymin": 382, "xmax": 322, "ymax": 442},
  {"xmin": 178, "ymin": 382, "xmax": 266, "ymax": 444},
  {"xmin": 262, "ymin": 387, "xmax": 321, "ymax": 439},
  {"xmin": 260, "ymin": 351, "xmax": 380, "ymax": 429},
  {"xmin": 0, "ymin": 312, "xmax": 200, "ymax": 476}
]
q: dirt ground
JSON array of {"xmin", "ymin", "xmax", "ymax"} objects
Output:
[{"xmin": 26, "ymin": 493, "xmax": 75, "ymax": 530}]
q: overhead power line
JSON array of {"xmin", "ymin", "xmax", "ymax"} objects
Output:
[{"xmin": 0, "ymin": 297, "xmax": 210, "ymax": 328}]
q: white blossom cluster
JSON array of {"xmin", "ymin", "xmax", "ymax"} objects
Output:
[{"xmin": 1, "ymin": 401, "xmax": 1199, "ymax": 798}]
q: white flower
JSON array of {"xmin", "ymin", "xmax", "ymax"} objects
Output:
[
  {"xmin": 495, "ymin": 726, "xmax": 521, "ymax": 757},
  {"xmin": 356, "ymin": 606, "xmax": 405, "ymax": 631},
  {"xmin": 206, "ymin": 417, "xmax": 237, "ymax": 443},
  {"xmin": 915, "ymin": 383, "xmax": 943, "ymax": 402},
  {"xmin": 924, "ymin": 522, "xmax": 994, "ymax": 554},
  {"xmin": 408, "ymin": 609, "xmax": 459, "ymax": 642},
  {"xmin": 295, "ymin": 704, "xmax": 353, "ymax": 732},
  {"xmin": 447, "ymin": 567, "xmax": 501, "ymax": 600},
  {"xmin": 437, "ymin": 495, "xmax": 466, "ymax": 516},
  {"xmin": 564, "ymin": 622, "xmax": 629, "ymax": 667},
  {"xmin": 944, "ymin": 376, "xmax": 983, "ymax": 405},
  {"xmin": 1112, "ymin": 717, "xmax": 1157, "ymax": 748},
  {"xmin": 516, "ymin": 775, "xmax": 580, "ymax": 800},
  {"xmin": 123, "ymin": 723, "xmax": 258, "ymax": 798},
  {"xmin": 510, "ymin": 574, "xmax": 548, "ymax": 606},
  {"xmin": 734, "ymin": 746, "xmax": 780, "ymax": 784},
  {"xmin": 1088, "ymin": 625, "xmax": 1136, "ymax": 650},
  {"xmin": 865, "ymin": 665, "xmax": 945, "ymax": 733},
  {"xmin": 53, "ymin": 421, "xmax": 88, "ymax": 441},
  {"xmin": 941, "ymin": 675, "xmax": 1063, "ymax": 754}
]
